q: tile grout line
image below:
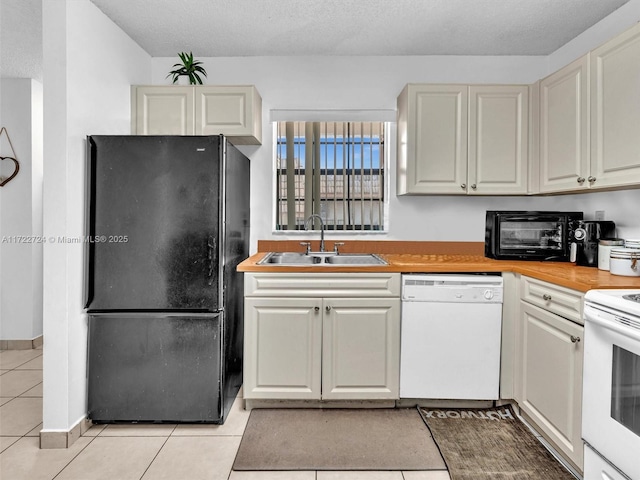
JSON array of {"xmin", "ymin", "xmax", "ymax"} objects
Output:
[
  {"xmin": 51, "ymin": 435, "xmax": 100, "ymax": 480},
  {"xmin": 137, "ymin": 425, "xmax": 177, "ymax": 480},
  {"xmin": 0, "ymin": 350, "xmax": 43, "ymax": 455}
]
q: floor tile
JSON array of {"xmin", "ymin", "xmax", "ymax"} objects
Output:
[
  {"xmin": 229, "ymin": 472, "xmax": 316, "ymax": 480},
  {"xmin": 402, "ymin": 471, "xmax": 451, "ymax": 480},
  {"xmin": 0, "ymin": 370, "xmax": 42, "ymax": 397},
  {"xmin": 20, "ymin": 382, "xmax": 43, "ymax": 397},
  {"xmin": 26, "ymin": 423, "xmax": 43, "ymax": 437},
  {"xmin": 0, "ymin": 436, "xmax": 92, "ymax": 480},
  {"xmin": 0, "ymin": 396, "xmax": 12, "ymax": 407},
  {"xmin": 0, "ymin": 350, "xmax": 43, "ymax": 370},
  {"xmin": 172, "ymin": 395, "xmax": 249, "ymax": 436},
  {"xmin": 1, "ymin": 370, "xmax": 10, "ymax": 376},
  {"xmin": 0, "ymin": 397, "xmax": 42, "ymax": 436},
  {"xmin": 317, "ymin": 472, "xmax": 404, "ymax": 480},
  {"xmin": 0, "ymin": 436, "xmax": 20, "ymax": 453},
  {"xmin": 141, "ymin": 436, "xmax": 241, "ymax": 480},
  {"xmin": 99, "ymin": 423, "xmax": 176, "ymax": 436},
  {"xmin": 82, "ymin": 424, "xmax": 107, "ymax": 437},
  {"xmin": 55, "ymin": 436, "xmax": 166, "ymax": 480},
  {"xmin": 15, "ymin": 355, "xmax": 43, "ymax": 370}
]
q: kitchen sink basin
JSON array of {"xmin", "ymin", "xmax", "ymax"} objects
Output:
[
  {"xmin": 323, "ymin": 254, "xmax": 387, "ymax": 265},
  {"xmin": 257, "ymin": 252, "xmax": 387, "ymax": 266},
  {"xmin": 257, "ymin": 252, "xmax": 323, "ymax": 265}
]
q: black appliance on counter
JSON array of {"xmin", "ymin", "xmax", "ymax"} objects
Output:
[
  {"xmin": 85, "ymin": 135, "xmax": 249, "ymax": 424},
  {"xmin": 485, "ymin": 211, "xmax": 583, "ymax": 261},
  {"xmin": 569, "ymin": 220, "xmax": 617, "ymax": 267}
]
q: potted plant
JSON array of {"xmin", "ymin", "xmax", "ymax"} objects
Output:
[{"xmin": 167, "ymin": 51, "xmax": 208, "ymax": 85}]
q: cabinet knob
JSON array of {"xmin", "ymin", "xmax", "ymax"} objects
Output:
[
  {"xmin": 471, "ymin": 184, "xmax": 477, "ymax": 190},
  {"xmin": 314, "ymin": 306, "xmax": 320, "ymax": 312},
  {"xmin": 542, "ymin": 294, "xmax": 552, "ymax": 301},
  {"xmin": 570, "ymin": 335, "xmax": 581, "ymax": 343},
  {"xmin": 461, "ymin": 183, "xmax": 466, "ymax": 189},
  {"xmin": 588, "ymin": 176, "xmax": 596, "ymax": 183},
  {"xmin": 577, "ymin": 177, "xmax": 585, "ymax": 184},
  {"xmin": 325, "ymin": 305, "xmax": 332, "ymax": 312}
]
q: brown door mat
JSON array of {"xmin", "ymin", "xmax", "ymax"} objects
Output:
[{"xmin": 233, "ymin": 408, "xmax": 447, "ymax": 471}]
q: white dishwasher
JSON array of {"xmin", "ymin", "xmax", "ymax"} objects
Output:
[{"xmin": 400, "ymin": 274, "xmax": 503, "ymax": 400}]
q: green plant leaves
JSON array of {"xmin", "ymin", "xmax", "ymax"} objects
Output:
[{"xmin": 166, "ymin": 51, "xmax": 208, "ymax": 85}]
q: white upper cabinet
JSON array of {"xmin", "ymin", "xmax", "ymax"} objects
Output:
[
  {"xmin": 397, "ymin": 84, "xmax": 528, "ymax": 195},
  {"xmin": 468, "ymin": 85, "xmax": 529, "ymax": 195},
  {"xmin": 133, "ymin": 86, "xmax": 195, "ymax": 135},
  {"xmin": 132, "ymin": 85, "xmax": 262, "ymax": 144},
  {"xmin": 195, "ymin": 86, "xmax": 262, "ymax": 144},
  {"xmin": 590, "ymin": 22, "xmax": 640, "ymax": 189},
  {"xmin": 397, "ymin": 84, "xmax": 468, "ymax": 194},
  {"xmin": 539, "ymin": 56, "xmax": 590, "ymax": 193}
]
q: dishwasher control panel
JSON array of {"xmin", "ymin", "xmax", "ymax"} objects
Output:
[{"xmin": 401, "ymin": 274, "xmax": 503, "ymax": 303}]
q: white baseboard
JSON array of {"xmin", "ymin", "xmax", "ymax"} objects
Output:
[
  {"xmin": 39, "ymin": 417, "xmax": 92, "ymax": 449},
  {"xmin": 0, "ymin": 335, "xmax": 43, "ymax": 350}
]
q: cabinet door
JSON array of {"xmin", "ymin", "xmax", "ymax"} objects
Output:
[
  {"xmin": 195, "ymin": 86, "xmax": 262, "ymax": 144},
  {"xmin": 397, "ymin": 84, "xmax": 468, "ymax": 194},
  {"xmin": 133, "ymin": 86, "xmax": 194, "ymax": 135},
  {"xmin": 322, "ymin": 298, "xmax": 400, "ymax": 400},
  {"xmin": 539, "ymin": 56, "xmax": 590, "ymax": 193},
  {"xmin": 244, "ymin": 297, "xmax": 322, "ymax": 399},
  {"xmin": 590, "ymin": 23, "xmax": 640, "ymax": 189},
  {"xmin": 518, "ymin": 301, "xmax": 584, "ymax": 470},
  {"xmin": 468, "ymin": 85, "xmax": 529, "ymax": 194}
]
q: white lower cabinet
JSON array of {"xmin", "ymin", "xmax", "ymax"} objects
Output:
[
  {"xmin": 243, "ymin": 273, "xmax": 401, "ymax": 401},
  {"xmin": 322, "ymin": 298, "xmax": 400, "ymax": 400},
  {"xmin": 516, "ymin": 277, "xmax": 584, "ymax": 472},
  {"xmin": 244, "ymin": 297, "xmax": 322, "ymax": 399}
]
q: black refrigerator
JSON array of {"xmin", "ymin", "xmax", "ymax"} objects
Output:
[{"xmin": 85, "ymin": 135, "xmax": 249, "ymax": 424}]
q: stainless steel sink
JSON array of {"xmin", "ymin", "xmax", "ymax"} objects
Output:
[
  {"xmin": 257, "ymin": 252, "xmax": 387, "ymax": 266},
  {"xmin": 257, "ymin": 252, "xmax": 322, "ymax": 265},
  {"xmin": 323, "ymin": 254, "xmax": 387, "ymax": 265}
]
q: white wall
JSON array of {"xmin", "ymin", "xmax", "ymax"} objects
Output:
[
  {"xmin": 150, "ymin": 6, "xmax": 640, "ymax": 252},
  {"xmin": 42, "ymin": 0, "xmax": 151, "ymax": 433},
  {"xmin": 0, "ymin": 79, "xmax": 43, "ymax": 341}
]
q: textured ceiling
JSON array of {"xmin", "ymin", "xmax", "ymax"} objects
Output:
[
  {"xmin": 1, "ymin": 0, "xmax": 42, "ymax": 81},
  {"xmin": 88, "ymin": 0, "xmax": 631, "ymax": 56},
  {"xmin": 0, "ymin": 0, "xmax": 633, "ymax": 81}
]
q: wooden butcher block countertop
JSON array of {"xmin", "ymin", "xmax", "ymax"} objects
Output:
[{"xmin": 237, "ymin": 240, "xmax": 640, "ymax": 292}]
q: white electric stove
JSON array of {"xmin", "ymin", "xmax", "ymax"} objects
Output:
[{"xmin": 583, "ymin": 289, "xmax": 640, "ymax": 480}]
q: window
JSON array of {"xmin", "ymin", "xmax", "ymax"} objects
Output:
[{"xmin": 275, "ymin": 121, "xmax": 386, "ymax": 231}]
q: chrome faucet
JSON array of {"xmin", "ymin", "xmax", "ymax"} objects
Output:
[{"xmin": 305, "ymin": 214, "xmax": 326, "ymax": 252}]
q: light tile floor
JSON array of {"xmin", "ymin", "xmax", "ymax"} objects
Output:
[{"xmin": 0, "ymin": 348, "xmax": 451, "ymax": 480}]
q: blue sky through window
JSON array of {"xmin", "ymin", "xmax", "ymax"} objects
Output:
[{"xmin": 277, "ymin": 136, "xmax": 382, "ymax": 169}]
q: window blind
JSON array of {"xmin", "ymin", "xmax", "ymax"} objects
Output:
[{"xmin": 276, "ymin": 121, "xmax": 385, "ymax": 231}]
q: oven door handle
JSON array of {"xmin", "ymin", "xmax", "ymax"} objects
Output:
[{"xmin": 585, "ymin": 306, "xmax": 640, "ymax": 343}]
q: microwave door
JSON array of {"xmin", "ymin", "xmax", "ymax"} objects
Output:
[{"xmin": 499, "ymin": 220, "xmax": 563, "ymax": 253}]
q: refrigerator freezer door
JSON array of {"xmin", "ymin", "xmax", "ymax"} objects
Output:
[
  {"xmin": 86, "ymin": 136, "xmax": 221, "ymax": 311},
  {"xmin": 87, "ymin": 313, "xmax": 222, "ymax": 422}
]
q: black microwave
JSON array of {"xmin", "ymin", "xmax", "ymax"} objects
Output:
[{"xmin": 485, "ymin": 211, "xmax": 583, "ymax": 261}]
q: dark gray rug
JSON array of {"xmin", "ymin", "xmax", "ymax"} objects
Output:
[
  {"xmin": 419, "ymin": 405, "xmax": 576, "ymax": 480},
  {"xmin": 233, "ymin": 408, "xmax": 447, "ymax": 471}
]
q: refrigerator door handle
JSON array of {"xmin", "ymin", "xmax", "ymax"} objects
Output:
[{"xmin": 207, "ymin": 235, "xmax": 216, "ymax": 286}]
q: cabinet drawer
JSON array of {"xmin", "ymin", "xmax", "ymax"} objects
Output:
[
  {"xmin": 520, "ymin": 276, "xmax": 583, "ymax": 324},
  {"xmin": 245, "ymin": 273, "xmax": 401, "ymax": 297}
]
